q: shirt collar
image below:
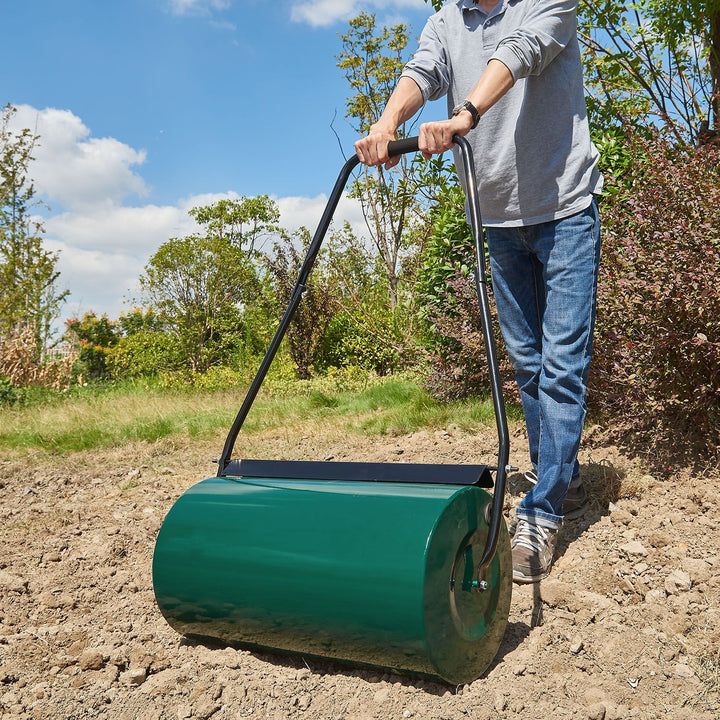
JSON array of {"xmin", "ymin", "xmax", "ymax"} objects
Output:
[{"xmin": 460, "ymin": 0, "xmax": 506, "ymax": 15}]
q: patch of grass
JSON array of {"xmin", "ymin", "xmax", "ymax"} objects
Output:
[
  {"xmin": 0, "ymin": 373, "xmax": 517, "ymax": 455},
  {"xmin": 697, "ymin": 657, "xmax": 720, "ymax": 706}
]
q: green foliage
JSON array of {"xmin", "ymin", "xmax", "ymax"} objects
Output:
[
  {"xmin": 590, "ymin": 131, "xmax": 720, "ymax": 447},
  {"xmin": 579, "ymin": 0, "xmax": 720, "ymax": 143},
  {"xmin": 117, "ymin": 307, "xmax": 165, "ymax": 336},
  {"xmin": 321, "ymin": 224, "xmax": 411, "ymax": 371},
  {"xmin": 0, "ymin": 105, "xmax": 68, "ymax": 353},
  {"xmin": 319, "ymin": 311, "xmax": 398, "ymax": 373},
  {"xmin": 591, "ymin": 125, "xmax": 646, "ymax": 197},
  {"xmin": 139, "ymin": 198, "xmax": 266, "ymax": 372},
  {"xmin": 189, "ymin": 196, "xmax": 279, "ymax": 252},
  {"xmin": 338, "ymin": 13, "xmax": 428, "ymax": 318},
  {"xmin": 158, "ymin": 364, "xmax": 248, "ymax": 390},
  {"xmin": 0, "ymin": 374, "xmax": 17, "ymax": 405},
  {"xmin": 338, "ymin": 13, "xmax": 411, "ymax": 135},
  {"xmin": 415, "ymin": 181, "xmax": 474, "ymax": 336},
  {"xmin": 105, "ymin": 330, "xmax": 182, "ymax": 379},
  {"xmin": 65, "ymin": 312, "xmax": 120, "ymax": 380},
  {"xmin": 411, "ymin": 172, "xmax": 515, "ymax": 401}
]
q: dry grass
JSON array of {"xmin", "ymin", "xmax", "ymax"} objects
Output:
[
  {"xmin": 0, "ymin": 327, "xmax": 76, "ymax": 389},
  {"xmin": 0, "ymin": 376, "xmax": 501, "ymax": 456}
]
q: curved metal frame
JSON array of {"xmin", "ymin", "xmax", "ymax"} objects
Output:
[{"xmin": 216, "ymin": 135, "xmax": 509, "ymax": 588}]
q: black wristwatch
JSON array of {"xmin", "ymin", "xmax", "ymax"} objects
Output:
[{"xmin": 452, "ymin": 100, "xmax": 481, "ymax": 129}]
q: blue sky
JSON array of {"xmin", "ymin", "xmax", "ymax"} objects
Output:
[{"xmin": 2, "ymin": 0, "xmax": 442, "ymax": 326}]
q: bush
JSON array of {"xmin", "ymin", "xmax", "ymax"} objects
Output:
[
  {"xmin": 105, "ymin": 331, "xmax": 182, "ymax": 379},
  {"xmin": 590, "ymin": 132, "xmax": 720, "ymax": 448},
  {"xmin": 265, "ymin": 231, "xmax": 337, "ymax": 379},
  {"xmin": 158, "ymin": 364, "xmax": 247, "ymax": 390},
  {"xmin": 65, "ymin": 312, "xmax": 119, "ymax": 380},
  {"xmin": 318, "ymin": 311, "xmax": 399, "ymax": 374},
  {"xmin": 416, "ymin": 182, "xmax": 515, "ymax": 400},
  {"xmin": 0, "ymin": 374, "xmax": 17, "ymax": 405}
]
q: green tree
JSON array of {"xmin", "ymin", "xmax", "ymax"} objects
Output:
[
  {"xmin": 189, "ymin": 195, "xmax": 279, "ymax": 253},
  {"xmin": 139, "ymin": 234, "xmax": 255, "ymax": 372},
  {"xmin": 138, "ymin": 198, "xmax": 272, "ymax": 372},
  {"xmin": 0, "ymin": 105, "xmax": 67, "ymax": 355},
  {"xmin": 338, "ymin": 13, "xmax": 427, "ymax": 312},
  {"xmin": 579, "ymin": 0, "xmax": 720, "ymax": 145},
  {"xmin": 98, "ymin": 308, "xmax": 181, "ymax": 380},
  {"xmin": 117, "ymin": 307, "xmax": 165, "ymax": 336},
  {"xmin": 321, "ymin": 222, "xmax": 410, "ymax": 371}
]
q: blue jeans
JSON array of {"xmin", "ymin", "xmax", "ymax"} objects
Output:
[{"xmin": 485, "ymin": 199, "xmax": 601, "ymax": 529}]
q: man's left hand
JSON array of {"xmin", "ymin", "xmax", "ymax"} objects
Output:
[{"xmin": 418, "ymin": 112, "xmax": 474, "ymax": 158}]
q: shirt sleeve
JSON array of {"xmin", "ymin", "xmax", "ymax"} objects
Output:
[
  {"xmin": 491, "ymin": 0, "xmax": 578, "ymax": 81},
  {"xmin": 400, "ymin": 16, "xmax": 451, "ymax": 103}
]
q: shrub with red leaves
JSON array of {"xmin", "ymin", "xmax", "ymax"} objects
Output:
[{"xmin": 590, "ymin": 132, "xmax": 720, "ymax": 448}]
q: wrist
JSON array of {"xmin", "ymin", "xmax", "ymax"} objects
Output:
[
  {"xmin": 451, "ymin": 99, "xmax": 481, "ymax": 129},
  {"xmin": 369, "ymin": 122, "xmax": 396, "ymax": 137},
  {"xmin": 452, "ymin": 110, "xmax": 475, "ymax": 134}
]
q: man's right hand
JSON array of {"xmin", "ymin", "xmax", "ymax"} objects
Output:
[{"xmin": 354, "ymin": 126, "xmax": 401, "ymax": 169}]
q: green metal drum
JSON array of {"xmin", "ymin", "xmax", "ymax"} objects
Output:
[{"xmin": 153, "ymin": 474, "xmax": 511, "ymax": 685}]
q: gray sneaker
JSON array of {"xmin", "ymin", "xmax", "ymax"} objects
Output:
[
  {"xmin": 563, "ymin": 483, "xmax": 589, "ymax": 520},
  {"xmin": 508, "ymin": 472, "xmax": 588, "ymax": 534},
  {"xmin": 511, "ymin": 519, "xmax": 558, "ymax": 583}
]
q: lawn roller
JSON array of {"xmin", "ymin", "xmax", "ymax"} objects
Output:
[{"xmin": 152, "ymin": 135, "xmax": 513, "ymax": 685}]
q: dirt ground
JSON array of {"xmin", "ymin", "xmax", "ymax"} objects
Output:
[{"xmin": 1, "ymin": 421, "xmax": 718, "ymax": 720}]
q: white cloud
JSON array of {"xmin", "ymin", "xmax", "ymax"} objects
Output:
[
  {"xmin": 40, "ymin": 201, "xmax": 204, "ymax": 319},
  {"xmin": 276, "ymin": 193, "xmax": 365, "ymax": 239},
  {"xmin": 9, "ymin": 105, "xmax": 147, "ymax": 211},
  {"xmin": 47, "ymin": 241, "xmax": 147, "ymax": 321},
  {"xmin": 9, "ymin": 105, "xmax": 367, "ymax": 324},
  {"xmin": 44, "ymin": 204, "xmax": 196, "ymax": 254},
  {"xmin": 291, "ymin": 0, "xmax": 428, "ymax": 27}
]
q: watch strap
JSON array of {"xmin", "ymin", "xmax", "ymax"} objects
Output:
[{"xmin": 452, "ymin": 100, "xmax": 481, "ymax": 129}]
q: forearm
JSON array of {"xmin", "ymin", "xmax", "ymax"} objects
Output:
[
  {"xmin": 371, "ymin": 76, "xmax": 425, "ymax": 135},
  {"xmin": 355, "ymin": 77, "xmax": 424, "ymax": 167},
  {"xmin": 466, "ymin": 59, "xmax": 515, "ymax": 118},
  {"xmin": 418, "ymin": 60, "xmax": 514, "ymax": 158}
]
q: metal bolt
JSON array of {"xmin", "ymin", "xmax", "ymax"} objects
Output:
[{"xmin": 472, "ymin": 580, "xmax": 489, "ymax": 592}]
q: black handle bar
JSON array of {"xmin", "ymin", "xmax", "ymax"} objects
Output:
[
  {"xmin": 388, "ymin": 136, "xmax": 420, "ymax": 156},
  {"xmin": 216, "ymin": 135, "xmax": 509, "ymax": 589}
]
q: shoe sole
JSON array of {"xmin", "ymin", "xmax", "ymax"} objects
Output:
[{"xmin": 512, "ymin": 567, "xmax": 551, "ymax": 584}]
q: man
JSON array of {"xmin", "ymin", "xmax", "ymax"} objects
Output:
[{"xmin": 355, "ymin": 0, "xmax": 603, "ymax": 583}]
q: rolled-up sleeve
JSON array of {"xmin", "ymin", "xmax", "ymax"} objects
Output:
[
  {"xmin": 491, "ymin": 0, "xmax": 578, "ymax": 80},
  {"xmin": 400, "ymin": 17, "xmax": 451, "ymax": 102}
]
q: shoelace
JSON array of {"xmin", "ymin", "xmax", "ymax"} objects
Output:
[{"xmin": 513, "ymin": 520, "xmax": 553, "ymax": 552}]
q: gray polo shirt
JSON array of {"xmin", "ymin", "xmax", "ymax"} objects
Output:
[{"xmin": 401, "ymin": 0, "xmax": 603, "ymax": 227}]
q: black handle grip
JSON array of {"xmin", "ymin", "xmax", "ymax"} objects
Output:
[{"xmin": 387, "ymin": 136, "xmax": 420, "ymax": 157}]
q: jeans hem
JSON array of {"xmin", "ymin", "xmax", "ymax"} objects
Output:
[{"xmin": 515, "ymin": 510, "xmax": 562, "ymax": 531}]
